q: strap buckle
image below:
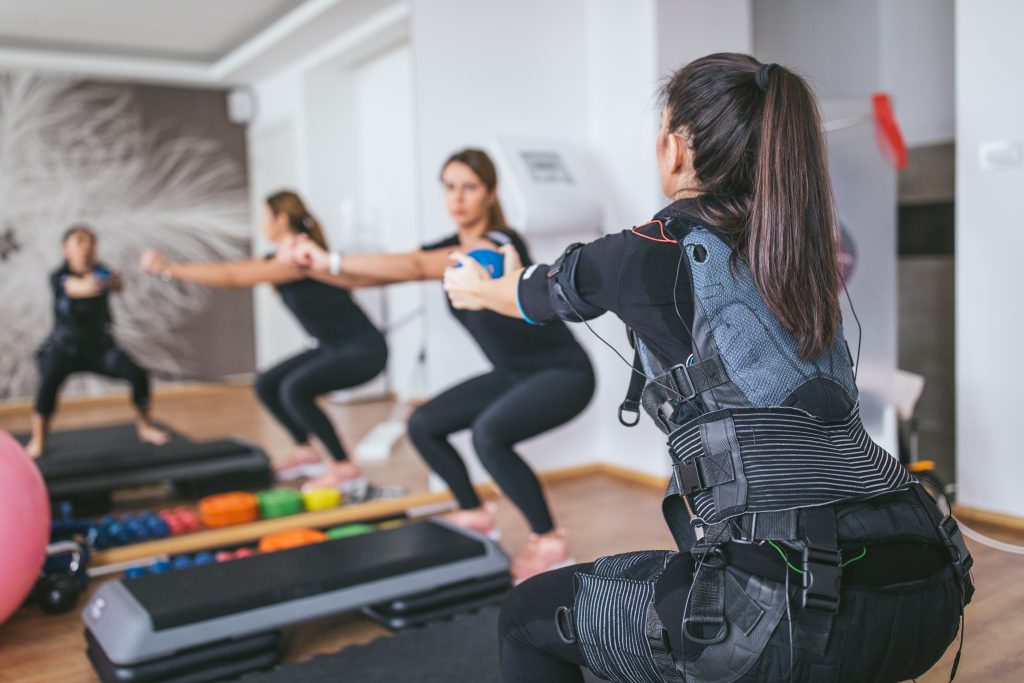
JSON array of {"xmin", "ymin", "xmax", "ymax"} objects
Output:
[
  {"xmin": 673, "ymin": 458, "xmax": 706, "ymax": 495},
  {"xmin": 668, "ymin": 365, "xmax": 698, "ymax": 402},
  {"xmin": 938, "ymin": 516, "xmax": 976, "ymax": 604},
  {"xmin": 618, "ymin": 400, "xmax": 641, "ymax": 427},
  {"xmin": 938, "ymin": 516, "xmax": 973, "ymax": 574},
  {"xmin": 801, "ymin": 546, "xmax": 842, "ymax": 614}
]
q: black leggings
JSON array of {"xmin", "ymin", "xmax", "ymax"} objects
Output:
[
  {"xmin": 254, "ymin": 337, "xmax": 387, "ymax": 461},
  {"xmin": 499, "ymin": 556, "xmax": 963, "ymax": 683},
  {"xmin": 407, "ymin": 364, "xmax": 594, "ymax": 535},
  {"xmin": 35, "ymin": 342, "xmax": 150, "ymax": 416}
]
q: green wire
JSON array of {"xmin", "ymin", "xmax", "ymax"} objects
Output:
[
  {"xmin": 841, "ymin": 546, "xmax": 868, "ymax": 567},
  {"xmin": 766, "ymin": 541, "xmax": 868, "ymax": 574},
  {"xmin": 767, "ymin": 540, "xmax": 805, "ymax": 574}
]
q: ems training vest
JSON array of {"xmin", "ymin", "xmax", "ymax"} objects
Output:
[{"xmin": 547, "ymin": 207, "xmax": 972, "ymax": 682}]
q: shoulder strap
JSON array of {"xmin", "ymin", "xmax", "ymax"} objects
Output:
[{"xmin": 619, "ymin": 330, "xmax": 645, "ymax": 427}]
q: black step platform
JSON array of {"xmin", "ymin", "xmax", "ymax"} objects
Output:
[
  {"xmin": 22, "ymin": 422, "xmax": 272, "ymax": 513},
  {"xmin": 83, "ymin": 520, "xmax": 510, "ymax": 683}
]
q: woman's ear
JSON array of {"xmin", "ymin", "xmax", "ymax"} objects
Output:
[{"xmin": 669, "ymin": 132, "xmax": 690, "ymax": 175}]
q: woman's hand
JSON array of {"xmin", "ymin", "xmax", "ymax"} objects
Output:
[
  {"xmin": 443, "ymin": 253, "xmax": 491, "ymax": 310},
  {"xmin": 140, "ymin": 249, "xmax": 169, "ymax": 276},
  {"xmin": 499, "ymin": 244, "xmax": 523, "ymax": 273},
  {"xmin": 275, "ymin": 234, "xmax": 302, "ymax": 266},
  {"xmin": 106, "ymin": 271, "xmax": 123, "ymax": 291},
  {"xmin": 279, "ymin": 234, "xmax": 330, "ymax": 271}
]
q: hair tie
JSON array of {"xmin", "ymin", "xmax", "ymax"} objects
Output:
[
  {"xmin": 756, "ymin": 63, "xmax": 777, "ymax": 92},
  {"xmin": 302, "ymin": 215, "xmax": 314, "ymax": 229}
]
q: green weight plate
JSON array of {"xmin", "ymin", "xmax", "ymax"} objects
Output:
[
  {"xmin": 256, "ymin": 488, "xmax": 304, "ymax": 518},
  {"xmin": 325, "ymin": 523, "xmax": 374, "ymax": 540}
]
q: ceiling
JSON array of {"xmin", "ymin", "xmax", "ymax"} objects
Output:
[{"xmin": 0, "ymin": 0, "xmax": 303, "ymax": 62}]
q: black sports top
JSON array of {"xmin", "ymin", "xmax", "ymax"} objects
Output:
[
  {"xmin": 277, "ymin": 276, "xmax": 383, "ymax": 347},
  {"xmin": 47, "ymin": 262, "xmax": 115, "ymax": 344},
  {"xmin": 517, "ymin": 199, "xmax": 704, "ymax": 370},
  {"xmin": 423, "ymin": 230, "xmax": 590, "ymax": 374}
]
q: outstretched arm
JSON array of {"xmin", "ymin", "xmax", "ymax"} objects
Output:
[
  {"xmin": 140, "ymin": 249, "xmax": 304, "ymax": 288},
  {"xmin": 278, "ymin": 233, "xmax": 474, "ymax": 288},
  {"xmin": 445, "ymin": 236, "xmax": 624, "ymax": 325}
]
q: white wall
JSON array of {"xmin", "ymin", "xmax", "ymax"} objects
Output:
[
  {"xmin": 879, "ymin": 0, "xmax": 955, "ymax": 147},
  {"xmin": 955, "ymin": 0, "xmax": 1024, "ymax": 516},
  {"xmin": 248, "ymin": 69, "xmax": 310, "ymax": 368},
  {"xmin": 754, "ymin": 0, "xmax": 955, "ymax": 146}
]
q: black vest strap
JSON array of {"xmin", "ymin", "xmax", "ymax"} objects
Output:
[
  {"xmin": 619, "ymin": 343, "xmax": 645, "ymax": 427},
  {"xmin": 796, "ymin": 507, "xmax": 840, "ymax": 656}
]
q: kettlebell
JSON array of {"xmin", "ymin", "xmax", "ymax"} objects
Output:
[{"xmin": 36, "ymin": 540, "xmax": 83, "ymax": 615}]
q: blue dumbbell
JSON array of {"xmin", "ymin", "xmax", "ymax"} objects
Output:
[
  {"xmin": 457, "ymin": 249, "xmax": 504, "ymax": 278},
  {"xmin": 171, "ymin": 555, "xmax": 194, "ymax": 570},
  {"xmin": 148, "ymin": 560, "xmax": 170, "ymax": 574},
  {"xmin": 125, "ymin": 567, "xmax": 146, "ymax": 580},
  {"xmin": 126, "ymin": 520, "xmax": 150, "ymax": 543},
  {"xmin": 145, "ymin": 516, "xmax": 170, "ymax": 539},
  {"xmin": 193, "ymin": 551, "xmax": 215, "ymax": 566}
]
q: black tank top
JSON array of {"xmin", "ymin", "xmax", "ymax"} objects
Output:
[
  {"xmin": 423, "ymin": 231, "xmax": 591, "ymax": 374},
  {"xmin": 277, "ymin": 276, "xmax": 383, "ymax": 347}
]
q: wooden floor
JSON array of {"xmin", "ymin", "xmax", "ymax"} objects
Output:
[{"xmin": 0, "ymin": 387, "xmax": 1020, "ymax": 682}]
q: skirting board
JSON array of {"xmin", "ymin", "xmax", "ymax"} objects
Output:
[{"xmin": 953, "ymin": 504, "xmax": 1024, "ymax": 534}]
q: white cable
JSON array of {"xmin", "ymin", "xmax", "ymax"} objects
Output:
[{"xmin": 958, "ymin": 521, "xmax": 1024, "ymax": 555}]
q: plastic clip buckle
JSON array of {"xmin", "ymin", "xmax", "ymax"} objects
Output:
[
  {"xmin": 801, "ymin": 546, "xmax": 842, "ymax": 614},
  {"xmin": 673, "ymin": 458, "xmax": 705, "ymax": 496}
]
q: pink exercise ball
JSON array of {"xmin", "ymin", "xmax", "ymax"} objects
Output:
[{"xmin": 0, "ymin": 430, "xmax": 50, "ymax": 625}]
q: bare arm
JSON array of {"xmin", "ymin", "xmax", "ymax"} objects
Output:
[
  {"xmin": 62, "ymin": 274, "xmax": 106, "ymax": 298},
  {"xmin": 141, "ymin": 249, "xmax": 304, "ymax": 287},
  {"xmin": 280, "ymin": 233, "xmax": 457, "ymax": 288}
]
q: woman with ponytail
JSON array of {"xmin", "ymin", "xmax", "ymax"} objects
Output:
[
  {"xmin": 141, "ymin": 191, "xmax": 387, "ymax": 489},
  {"xmin": 281, "ymin": 149, "xmax": 595, "ymax": 583},
  {"xmin": 445, "ymin": 55, "xmax": 968, "ymax": 682}
]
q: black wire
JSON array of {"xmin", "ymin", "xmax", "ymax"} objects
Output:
[
  {"xmin": 839, "ymin": 272, "xmax": 862, "ymax": 381},
  {"xmin": 564, "ymin": 298, "xmax": 686, "ymax": 401}
]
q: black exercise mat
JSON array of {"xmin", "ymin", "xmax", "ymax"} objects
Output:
[
  {"xmin": 239, "ymin": 607, "xmax": 604, "ymax": 683},
  {"xmin": 14, "ymin": 421, "xmax": 189, "ymax": 458}
]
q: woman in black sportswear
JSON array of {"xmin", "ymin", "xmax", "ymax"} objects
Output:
[
  {"xmin": 445, "ymin": 55, "xmax": 967, "ymax": 682},
  {"xmin": 280, "ymin": 150, "xmax": 595, "ymax": 582},
  {"xmin": 27, "ymin": 225, "xmax": 169, "ymax": 458},
  {"xmin": 141, "ymin": 191, "xmax": 387, "ymax": 489}
]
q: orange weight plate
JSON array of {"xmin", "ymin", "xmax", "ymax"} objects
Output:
[
  {"xmin": 199, "ymin": 491, "xmax": 260, "ymax": 528},
  {"xmin": 258, "ymin": 528, "xmax": 327, "ymax": 553}
]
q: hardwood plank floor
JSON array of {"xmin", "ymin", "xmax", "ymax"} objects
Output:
[{"xmin": 0, "ymin": 388, "xmax": 1018, "ymax": 682}]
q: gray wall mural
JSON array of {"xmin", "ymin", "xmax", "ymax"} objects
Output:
[{"xmin": 0, "ymin": 73, "xmax": 256, "ymax": 402}]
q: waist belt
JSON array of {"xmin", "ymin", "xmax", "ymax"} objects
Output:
[
  {"xmin": 724, "ymin": 539, "xmax": 949, "ymax": 587},
  {"xmin": 665, "ymin": 405, "xmax": 915, "ymax": 528}
]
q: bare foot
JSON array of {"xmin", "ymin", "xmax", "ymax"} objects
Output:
[
  {"xmin": 25, "ymin": 437, "xmax": 44, "ymax": 459},
  {"xmin": 511, "ymin": 528, "xmax": 574, "ymax": 584},
  {"xmin": 274, "ymin": 444, "xmax": 329, "ymax": 481},
  {"xmin": 301, "ymin": 461, "xmax": 364, "ymax": 492},
  {"xmin": 137, "ymin": 422, "xmax": 171, "ymax": 446},
  {"xmin": 448, "ymin": 502, "xmax": 500, "ymax": 539}
]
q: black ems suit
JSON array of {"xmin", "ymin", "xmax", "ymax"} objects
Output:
[{"xmin": 500, "ymin": 201, "xmax": 972, "ymax": 683}]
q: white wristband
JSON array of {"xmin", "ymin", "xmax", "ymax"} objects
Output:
[
  {"xmin": 328, "ymin": 251, "xmax": 342, "ymax": 276},
  {"xmin": 160, "ymin": 269, "xmax": 172, "ymax": 283}
]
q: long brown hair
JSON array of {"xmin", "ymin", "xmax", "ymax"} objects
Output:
[
  {"xmin": 661, "ymin": 53, "xmax": 840, "ymax": 360},
  {"xmin": 440, "ymin": 149, "xmax": 511, "ymax": 234},
  {"xmin": 265, "ymin": 190, "xmax": 328, "ymax": 250}
]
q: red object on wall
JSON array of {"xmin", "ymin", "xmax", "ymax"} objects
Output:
[{"xmin": 872, "ymin": 93, "xmax": 908, "ymax": 170}]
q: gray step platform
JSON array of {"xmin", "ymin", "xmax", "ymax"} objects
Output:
[{"xmin": 83, "ymin": 520, "xmax": 510, "ymax": 669}]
